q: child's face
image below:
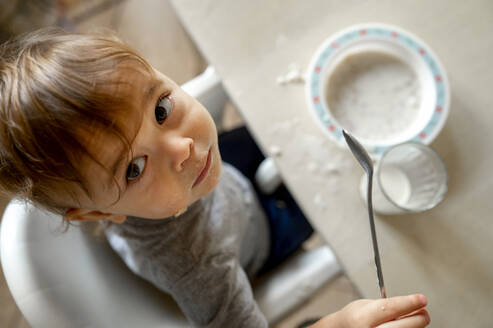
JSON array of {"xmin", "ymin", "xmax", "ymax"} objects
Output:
[{"xmin": 71, "ymin": 67, "xmax": 222, "ymax": 220}]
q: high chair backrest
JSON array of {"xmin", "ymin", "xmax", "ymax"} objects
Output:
[{"xmin": 1, "ymin": 200, "xmax": 188, "ymax": 327}]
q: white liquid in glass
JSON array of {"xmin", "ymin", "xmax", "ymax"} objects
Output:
[{"xmin": 379, "ymin": 166, "xmax": 411, "ymax": 205}]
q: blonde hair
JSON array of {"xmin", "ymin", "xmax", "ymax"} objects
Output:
[{"xmin": 0, "ymin": 28, "xmax": 152, "ymax": 215}]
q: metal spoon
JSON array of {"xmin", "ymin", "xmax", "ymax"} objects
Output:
[{"xmin": 342, "ymin": 129, "xmax": 387, "ymax": 298}]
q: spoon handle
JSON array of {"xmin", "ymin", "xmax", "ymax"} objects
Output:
[{"xmin": 367, "ymin": 173, "xmax": 387, "ymax": 298}]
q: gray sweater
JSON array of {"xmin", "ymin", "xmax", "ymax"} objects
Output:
[{"xmin": 104, "ymin": 163, "xmax": 270, "ymax": 327}]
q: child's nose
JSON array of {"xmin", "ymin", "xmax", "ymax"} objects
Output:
[{"xmin": 166, "ymin": 136, "xmax": 193, "ymax": 172}]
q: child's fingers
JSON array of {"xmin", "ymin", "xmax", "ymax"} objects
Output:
[
  {"xmin": 368, "ymin": 294, "xmax": 427, "ymax": 326},
  {"xmin": 397, "ymin": 308, "xmax": 429, "ymax": 320},
  {"xmin": 376, "ymin": 310, "xmax": 430, "ymax": 328}
]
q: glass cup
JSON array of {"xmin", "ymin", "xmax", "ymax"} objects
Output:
[{"xmin": 360, "ymin": 142, "xmax": 448, "ymax": 215}]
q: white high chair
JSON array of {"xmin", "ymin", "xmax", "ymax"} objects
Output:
[{"xmin": 0, "ymin": 67, "xmax": 342, "ymax": 328}]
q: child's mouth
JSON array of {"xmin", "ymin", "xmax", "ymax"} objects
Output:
[{"xmin": 192, "ymin": 149, "xmax": 212, "ymax": 188}]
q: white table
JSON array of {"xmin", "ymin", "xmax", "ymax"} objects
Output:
[{"xmin": 171, "ymin": 1, "xmax": 493, "ymax": 326}]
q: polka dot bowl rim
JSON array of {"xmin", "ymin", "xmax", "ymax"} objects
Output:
[{"xmin": 305, "ymin": 23, "xmax": 450, "ymax": 157}]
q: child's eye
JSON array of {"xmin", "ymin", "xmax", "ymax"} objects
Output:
[
  {"xmin": 126, "ymin": 156, "xmax": 146, "ymax": 181},
  {"xmin": 155, "ymin": 95, "xmax": 173, "ymax": 125}
]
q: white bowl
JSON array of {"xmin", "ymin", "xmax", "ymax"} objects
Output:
[{"xmin": 305, "ymin": 23, "xmax": 450, "ymax": 156}]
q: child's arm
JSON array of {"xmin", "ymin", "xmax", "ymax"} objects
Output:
[
  {"xmin": 310, "ymin": 294, "xmax": 430, "ymax": 328},
  {"xmin": 163, "ymin": 255, "xmax": 268, "ymax": 327}
]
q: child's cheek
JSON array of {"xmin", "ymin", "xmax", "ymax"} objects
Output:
[{"xmin": 209, "ymin": 150, "xmax": 222, "ymax": 189}]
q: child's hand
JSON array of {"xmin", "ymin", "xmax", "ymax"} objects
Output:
[{"xmin": 310, "ymin": 294, "xmax": 430, "ymax": 328}]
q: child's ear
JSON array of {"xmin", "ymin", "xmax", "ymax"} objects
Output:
[{"xmin": 64, "ymin": 208, "xmax": 126, "ymax": 224}]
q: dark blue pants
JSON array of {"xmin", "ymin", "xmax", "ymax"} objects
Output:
[{"xmin": 218, "ymin": 126, "xmax": 314, "ymax": 273}]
